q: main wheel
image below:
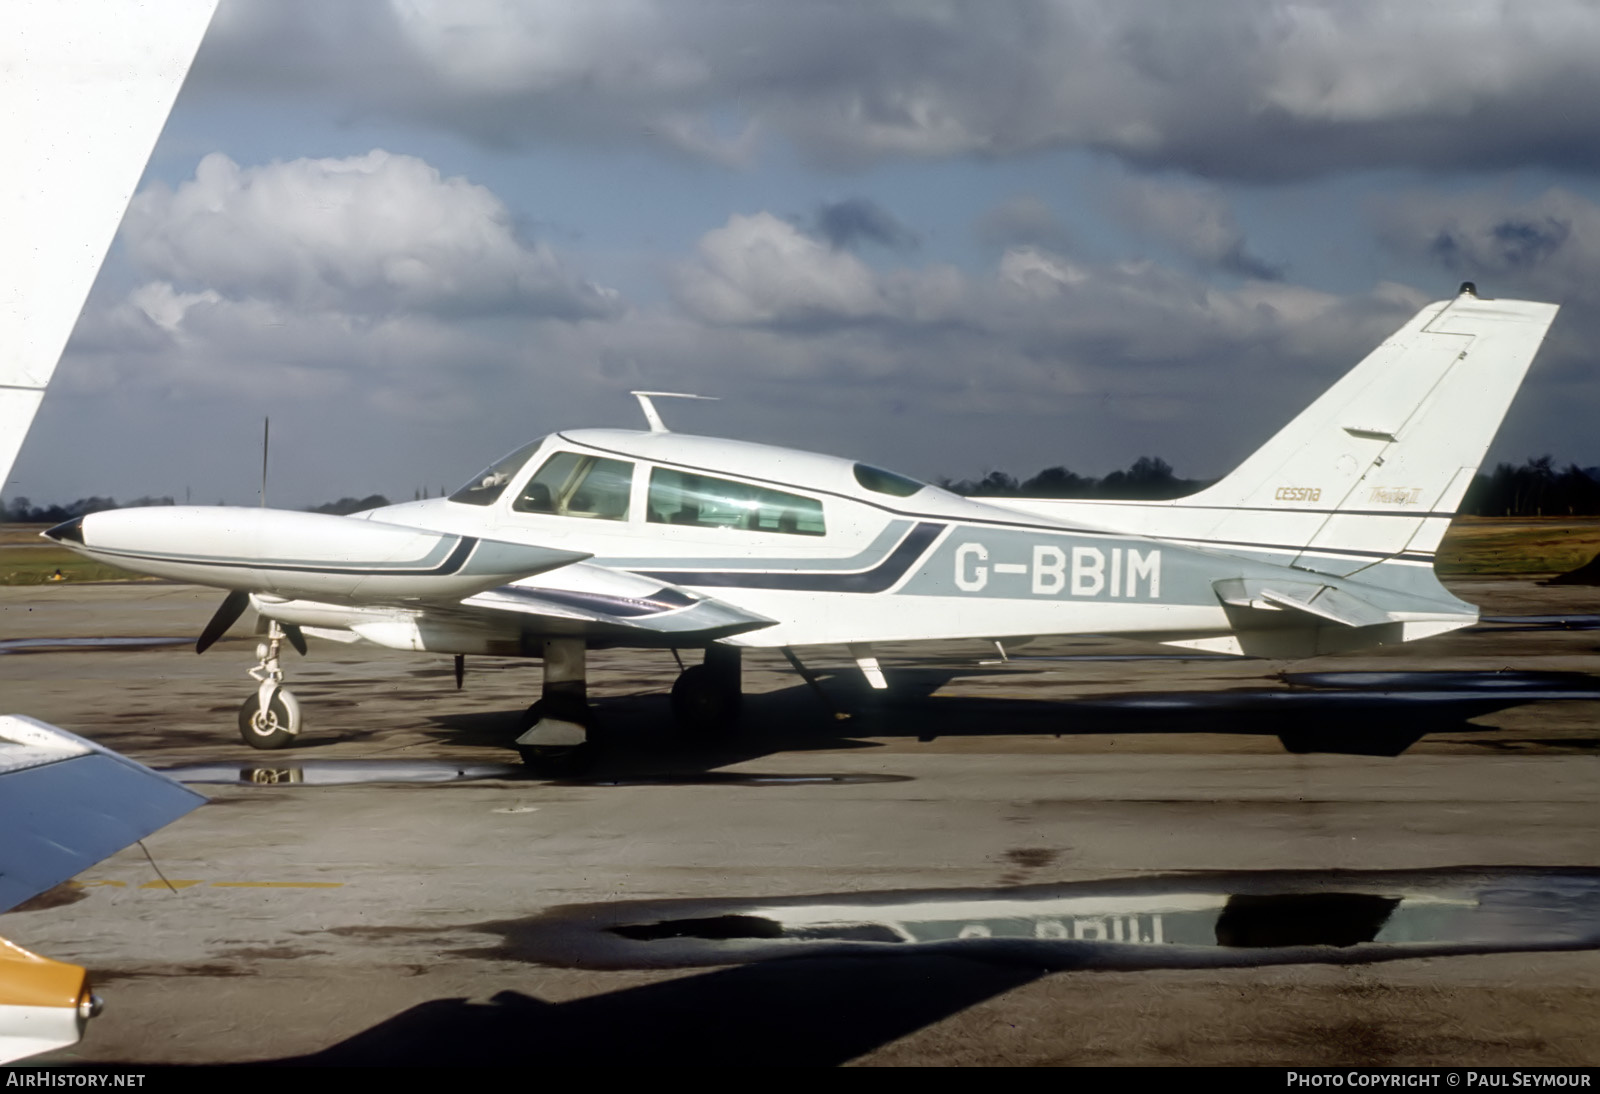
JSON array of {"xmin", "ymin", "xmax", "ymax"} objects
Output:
[
  {"xmin": 238, "ymin": 689, "xmax": 301, "ymax": 750},
  {"xmin": 670, "ymin": 664, "xmax": 743, "ymax": 739},
  {"xmin": 515, "ymin": 698, "xmax": 595, "ymax": 773}
]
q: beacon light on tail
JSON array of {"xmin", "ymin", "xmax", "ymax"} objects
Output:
[{"xmin": 44, "ymin": 506, "xmax": 590, "ymax": 601}]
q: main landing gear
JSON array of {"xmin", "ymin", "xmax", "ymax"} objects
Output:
[
  {"xmin": 670, "ymin": 644, "xmax": 743, "ymax": 739},
  {"xmin": 513, "ymin": 641, "xmax": 745, "ymax": 769},
  {"xmin": 238, "ymin": 619, "xmax": 302, "ymax": 749}
]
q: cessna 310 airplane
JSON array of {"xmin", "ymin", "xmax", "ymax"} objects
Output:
[{"xmin": 45, "ymin": 284, "xmax": 1558, "ymax": 763}]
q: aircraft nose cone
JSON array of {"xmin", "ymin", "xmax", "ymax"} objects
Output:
[{"xmin": 42, "ymin": 516, "xmax": 85, "ymax": 544}]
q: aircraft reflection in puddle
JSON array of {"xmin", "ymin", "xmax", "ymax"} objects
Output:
[
  {"xmin": 161, "ymin": 760, "xmax": 906, "ymax": 788},
  {"xmin": 486, "ymin": 868, "xmax": 1600, "ymax": 970},
  {"xmin": 162, "ymin": 760, "xmax": 527, "ymax": 785},
  {"xmin": 1477, "ymin": 614, "xmax": 1600, "ymax": 632}
]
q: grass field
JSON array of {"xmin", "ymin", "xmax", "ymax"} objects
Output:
[
  {"xmin": 4, "ymin": 516, "xmax": 1600, "ymax": 585},
  {"xmin": 1433, "ymin": 516, "xmax": 1600, "ymax": 576}
]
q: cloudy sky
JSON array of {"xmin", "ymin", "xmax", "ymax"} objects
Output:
[{"xmin": 15, "ymin": 0, "xmax": 1600, "ymax": 507}]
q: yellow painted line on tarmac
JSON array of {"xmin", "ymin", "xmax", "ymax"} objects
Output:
[{"xmin": 76, "ymin": 879, "xmax": 344, "ymax": 890}]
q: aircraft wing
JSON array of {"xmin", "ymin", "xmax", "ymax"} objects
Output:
[
  {"xmin": 453, "ymin": 562, "xmax": 777, "ymax": 645},
  {"xmin": 277, "ymin": 561, "xmax": 776, "ymax": 652},
  {"xmin": 0, "ymin": 716, "xmax": 206, "ymax": 914}
]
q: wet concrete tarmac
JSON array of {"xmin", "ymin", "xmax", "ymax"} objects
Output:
[{"xmin": 2, "ymin": 576, "xmax": 1599, "ymax": 1066}]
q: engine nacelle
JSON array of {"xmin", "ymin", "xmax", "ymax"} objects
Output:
[{"xmin": 44, "ymin": 506, "xmax": 587, "ymax": 601}]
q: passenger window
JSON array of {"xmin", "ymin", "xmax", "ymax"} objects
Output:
[
  {"xmin": 513, "ymin": 452, "xmax": 633, "ymax": 520},
  {"xmin": 648, "ymin": 468, "xmax": 824, "ymax": 536}
]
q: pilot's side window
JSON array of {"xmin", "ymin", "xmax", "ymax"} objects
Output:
[
  {"xmin": 648, "ymin": 468, "xmax": 825, "ymax": 536},
  {"xmin": 513, "ymin": 452, "xmax": 634, "ymax": 520}
]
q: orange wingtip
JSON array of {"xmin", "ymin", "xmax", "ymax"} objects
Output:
[{"xmin": 0, "ymin": 935, "xmax": 89, "ymax": 1009}]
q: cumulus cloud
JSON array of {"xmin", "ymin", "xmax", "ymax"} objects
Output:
[
  {"xmin": 1378, "ymin": 188, "xmax": 1597, "ymax": 294},
  {"xmin": 192, "ymin": 1, "xmax": 1600, "ymax": 179},
  {"xmin": 1112, "ymin": 178, "xmax": 1282, "ymax": 280},
  {"xmin": 976, "ymin": 196, "xmax": 1075, "ymax": 254},
  {"xmin": 670, "ymin": 212, "xmax": 958, "ymax": 328},
  {"xmin": 1375, "ymin": 187, "xmax": 1600, "ymax": 389},
  {"xmin": 812, "ymin": 198, "xmax": 920, "ymax": 252},
  {"xmin": 121, "ymin": 150, "xmax": 619, "ymax": 319}
]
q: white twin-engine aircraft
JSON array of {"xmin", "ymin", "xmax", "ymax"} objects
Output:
[{"xmin": 46, "ymin": 285, "xmax": 1558, "ymax": 762}]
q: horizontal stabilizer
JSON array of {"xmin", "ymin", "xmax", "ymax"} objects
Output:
[{"xmin": 1213, "ymin": 577, "xmax": 1470, "ymax": 629}]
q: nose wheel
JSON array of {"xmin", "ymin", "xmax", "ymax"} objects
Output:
[
  {"xmin": 239, "ymin": 620, "xmax": 303, "ymax": 749},
  {"xmin": 238, "ymin": 687, "xmax": 301, "ymax": 750}
]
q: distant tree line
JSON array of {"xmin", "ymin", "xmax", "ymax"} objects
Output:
[
  {"xmin": 0, "ymin": 495, "xmax": 173, "ymax": 523},
  {"xmin": 308, "ymin": 495, "xmax": 391, "ymax": 516},
  {"xmin": 1, "ymin": 494, "xmax": 392, "ymax": 521},
  {"xmin": 938, "ymin": 456, "xmax": 1209, "ymax": 501},
  {"xmin": 940, "ymin": 455, "xmax": 1600, "ymax": 517},
  {"xmin": 1460, "ymin": 458, "xmax": 1600, "ymax": 517}
]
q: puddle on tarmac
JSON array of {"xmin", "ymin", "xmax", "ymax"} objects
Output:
[
  {"xmin": 559, "ymin": 773, "xmax": 911, "ymax": 787},
  {"xmin": 1083, "ymin": 669, "xmax": 1600, "ymax": 713},
  {"xmin": 1478, "ymin": 614, "xmax": 1600, "ymax": 632},
  {"xmin": 1281, "ymin": 670, "xmax": 1600, "ymax": 694},
  {"xmin": 0, "ymin": 636, "xmax": 190, "ymax": 655},
  {"xmin": 468, "ymin": 867, "xmax": 1600, "ymax": 971},
  {"xmin": 161, "ymin": 761, "xmax": 908, "ymax": 788},
  {"xmin": 162, "ymin": 760, "xmax": 528, "ymax": 785},
  {"xmin": 991, "ymin": 653, "xmax": 1240, "ymax": 663}
]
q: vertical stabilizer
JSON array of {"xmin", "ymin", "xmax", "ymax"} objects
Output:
[
  {"xmin": 1177, "ymin": 288, "xmax": 1559, "ymax": 575},
  {"xmin": 0, "ymin": 0, "xmax": 217, "ymax": 491}
]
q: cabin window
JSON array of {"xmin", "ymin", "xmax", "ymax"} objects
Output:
[
  {"xmin": 449, "ymin": 439, "xmax": 545, "ymax": 506},
  {"xmin": 513, "ymin": 452, "xmax": 634, "ymax": 521},
  {"xmin": 648, "ymin": 468, "xmax": 825, "ymax": 536},
  {"xmin": 853, "ymin": 463, "xmax": 925, "ymax": 498}
]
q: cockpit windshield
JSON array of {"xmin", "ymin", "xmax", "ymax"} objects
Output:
[
  {"xmin": 853, "ymin": 463, "xmax": 926, "ymax": 498},
  {"xmin": 449, "ymin": 438, "xmax": 545, "ymax": 506}
]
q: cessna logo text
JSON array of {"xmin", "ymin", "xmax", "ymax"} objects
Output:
[
  {"xmin": 955, "ymin": 543, "xmax": 1161, "ymax": 598},
  {"xmin": 1275, "ymin": 486, "xmax": 1321, "ymax": 502}
]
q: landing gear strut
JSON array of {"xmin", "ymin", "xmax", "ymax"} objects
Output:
[
  {"xmin": 671, "ymin": 645, "xmax": 742, "ymax": 739},
  {"xmin": 516, "ymin": 638, "xmax": 592, "ymax": 770},
  {"xmin": 238, "ymin": 620, "xmax": 301, "ymax": 749}
]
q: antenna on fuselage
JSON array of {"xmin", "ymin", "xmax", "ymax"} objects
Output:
[
  {"xmin": 629, "ymin": 391, "xmax": 717, "ymax": 434},
  {"xmin": 260, "ymin": 416, "xmax": 269, "ymax": 507}
]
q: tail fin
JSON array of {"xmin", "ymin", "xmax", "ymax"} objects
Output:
[
  {"xmin": 1177, "ymin": 286, "xmax": 1558, "ymax": 575},
  {"xmin": 999, "ymin": 287, "xmax": 1558, "ymax": 578}
]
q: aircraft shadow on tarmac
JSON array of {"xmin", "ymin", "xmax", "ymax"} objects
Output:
[
  {"xmin": 402, "ymin": 665, "xmax": 1600, "ymax": 775},
  {"xmin": 269, "ymin": 954, "xmax": 1043, "ymax": 1067}
]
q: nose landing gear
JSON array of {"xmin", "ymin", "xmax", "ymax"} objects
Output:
[{"xmin": 238, "ymin": 620, "xmax": 302, "ymax": 749}]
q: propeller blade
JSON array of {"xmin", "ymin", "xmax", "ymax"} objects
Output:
[
  {"xmin": 196, "ymin": 591, "xmax": 250, "ymax": 654},
  {"xmin": 455, "ymin": 654, "xmax": 465, "ymax": 690},
  {"xmin": 283, "ymin": 623, "xmax": 308, "ymax": 656}
]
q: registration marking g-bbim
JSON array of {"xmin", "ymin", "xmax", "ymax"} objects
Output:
[{"xmin": 954, "ymin": 541, "xmax": 1161, "ymax": 598}]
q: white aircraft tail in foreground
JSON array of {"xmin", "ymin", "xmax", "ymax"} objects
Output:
[
  {"xmin": 47, "ymin": 285, "xmax": 1558, "ymax": 760},
  {"xmin": 0, "ymin": 0, "xmax": 216, "ymax": 1065}
]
